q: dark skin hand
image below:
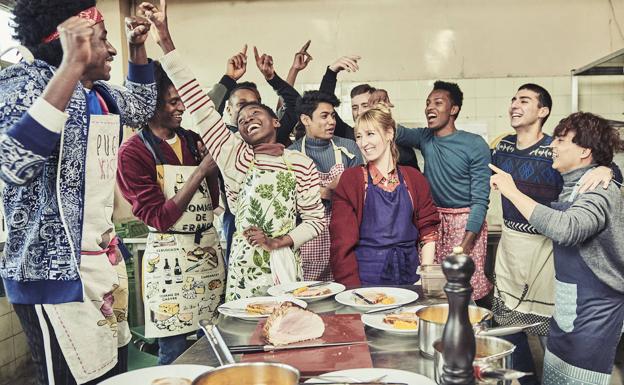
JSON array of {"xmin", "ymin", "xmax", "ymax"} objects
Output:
[
  {"xmin": 243, "ymin": 226, "xmax": 293, "ymax": 251},
  {"xmin": 170, "ymin": 142, "xmax": 218, "ymax": 212},
  {"xmin": 459, "ymin": 231, "xmax": 478, "ymax": 255}
]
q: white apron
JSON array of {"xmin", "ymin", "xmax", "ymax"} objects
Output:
[
  {"xmin": 142, "ymin": 164, "xmax": 225, "ymax": 338},
  {"xmin": 299, "ymin": 138, "xmax": 350, "ymax": 281},
  {"xmin": 43, "ymin": 114, "xmax": 130, "ymax": 384},
  {"xmin": 226, "ymin": 156, "xmax": 302, "ymax": 301}
]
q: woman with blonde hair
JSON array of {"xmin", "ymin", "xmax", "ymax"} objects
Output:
[{"xmin": 330, "ymin": 105, "xmax": 440, "ymax": 286}]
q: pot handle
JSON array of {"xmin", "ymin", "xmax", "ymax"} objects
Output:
[{"xmin": 199, "ymin": 319, "xmax": 235, "ymax": 366}]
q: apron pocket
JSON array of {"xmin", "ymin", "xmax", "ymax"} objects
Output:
[{"xmin": 553, "ymin": 279, "xmax": 578, "ymax": 332}]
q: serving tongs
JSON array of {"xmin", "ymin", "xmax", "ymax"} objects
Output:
[{"xmin": 199, "ymin": 319, "xmax": 235, "ymax": 365}]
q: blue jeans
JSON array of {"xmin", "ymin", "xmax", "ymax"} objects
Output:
[
  {"xmin": 499, "ymin": 332, "xmax": 541, "ymax": 385},
  {"xmin": 158, "ymin": 334, "xmax": 189, "ymax": 365}
]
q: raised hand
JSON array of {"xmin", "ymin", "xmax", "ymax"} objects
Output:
[
  {"xmin": 368, "ymin": 89, "xmax": 395, "ymax": 108},
  {"xmin": 124, "ymin": 15, "xmax": 151, "ymax": 45},
  {"xmin": 137, "ymin": 0, "xmax": 174, "ymax": 52},
  {"xmin": 489, "ymin": 164, "xmax": 519, "ymax": 197},
  {"xmin": 58, "ymin": 16, "xmax": 95, "ymax": 69},
  {"xmin": 227, "ymin": 45, "xmax": 248, "ymax": 81},
  {"xmin": 328, "ymin": 55, "xmax": 361, "ymax": 73},
  {"xmin": 254, "ymin": 46, "xmax": 275, "ymax": 80},
  {"xmin": 291, "ymin": 40, "xmax": 312, "ymax": 72}
]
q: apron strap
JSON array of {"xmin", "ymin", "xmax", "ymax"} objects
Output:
[
  {"xmin": 138, "ymin": 128, "xmax": 167, "ymax": 166},
  {"xmin": 301, "ymin": 136, "xmax": 354, "ymax": 167},
  {"xmin": 176, "ymin": 128, "xmax": 202, "ymax": 163}
]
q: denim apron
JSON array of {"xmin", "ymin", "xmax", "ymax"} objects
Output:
[
  {"xmin": 355, "ymin": 167, "xmax": 420, "ymax": 285},
  {"xmin": 543, "ymin": 174, "xmax": 624, "ymax": 385}
]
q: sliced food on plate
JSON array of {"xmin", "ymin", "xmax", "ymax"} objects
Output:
[
  {"xmin": 262, "ymin": 302, "xmax": 325, "ymax": 345},
  {"xmin": 245, "ymin": 301, "xmax": 282, "ymax": 315},
  {"xmin": 292, "ymin": 286, "xmax": 332, "ymax": 297},
  {"xmin": 354, "ymin": 291, "xmax": 395, "ymax": 305},
  {"xmin": 383, "ymin": 311, "xmax": 419, "ymax": 330},
  {"xmin": 151, "ymin": 378, "xmax": 191, "ymax": 385}
]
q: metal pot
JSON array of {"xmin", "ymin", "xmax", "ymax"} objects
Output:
[
  {"xmin": 193, "ymin": 319, "xmax": 300, "ymax": 385},
  {"xmin": 416, "ymin": 304, "xmax": 492, "ymax": 358},
  {"xmin": 433, "ymin": 336, "xmax": 515, "ymax": 385}
]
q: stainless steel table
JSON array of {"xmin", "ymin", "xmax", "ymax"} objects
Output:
[{"xmin": 174, "ymin": 286, "xmax": 446, "ymax": 381}]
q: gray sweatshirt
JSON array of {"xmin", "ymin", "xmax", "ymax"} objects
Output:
[{"xmin": 530, "ymin": 165, "xmax": 624, "ymax": 294}]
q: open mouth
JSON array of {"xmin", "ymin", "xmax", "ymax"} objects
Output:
[
  {"xmin": 426, "ymin": 112, "xmax": 437, "ymax": 123},
  {"xmin": 247, "ymin": 123, "xmax": 261, "ymax": 135}
]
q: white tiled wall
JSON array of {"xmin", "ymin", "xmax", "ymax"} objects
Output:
[{"xmin": 0, "ymin": 296, "xmax": 32, "ymax": 384}]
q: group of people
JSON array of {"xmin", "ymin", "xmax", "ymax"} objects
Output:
[{"xmin": 0, "ymin": 1, "xmax": 623, "ymax": 385}]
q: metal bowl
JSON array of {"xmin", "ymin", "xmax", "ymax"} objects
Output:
[
  {"xmin": 416, "ymin": 304, "xmax": 492, "ymax": 358},
  {"xmin": 433, "ymin": 336, "xmax": 515, "ymax": 385},
  {"xmin": 191, "ymin": 362, "xmax": 300, "ymax": 385}
]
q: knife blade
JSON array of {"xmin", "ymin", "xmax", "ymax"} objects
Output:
[
  {"xmin": 352, "ymin": 291, "xmax": 375, "ymax": 305},
  {"xmin": 229, "ymin": 340, "xmax": 369, "ymax": 354}
]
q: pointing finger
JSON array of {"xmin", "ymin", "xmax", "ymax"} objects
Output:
[
  {"xmin": 488, "ymin": 163, "xmax": 504, "ymax": 174},
  {"xmin": 241, "ymin": 43, "xmax": 247, "ymax": 56},
  {"xmin": 299, "ymin": 39, "xmax": 311, "ymax": 53},
  {"xmin": 253, "ymin": 46, "xmax": 260, "ymax": 61}
]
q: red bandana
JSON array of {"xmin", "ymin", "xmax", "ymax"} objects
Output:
[{"xmin": 42, "ymin": 7, "xmax": 104, "ymax": 44}]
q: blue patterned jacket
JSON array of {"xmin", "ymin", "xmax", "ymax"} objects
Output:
[{"xmin": 0, "ymin": 59, "xmax": 156, "ymax": 304}]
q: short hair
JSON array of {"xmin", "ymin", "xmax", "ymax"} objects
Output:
[
  {"xmin": 229, "ymin": 81, "xmax": 261, "ymax": 103},
  {"xmin": 432, "ymin": 80, "xmax": 463, "ymax": 117},
  {"xmin": 296, "ymin": 90, "xmax": 340, "ymax": 119},
  {"xmin": 553, "ymin": 112, "xmax": 624, "ymax": 167},
  {"xmin": 237, "ymin": 102, "xmax": 278, "ymax": 122},
  {"xmin": 350, "ymin": 84, "xmax": 376, "ymax": 99},
  {"xmin": 518, "ymin": 83, "xmax": 553, "ymax": 124},
  {"xmin": 12, "ymin": 0, "xmax": 96, "ymax": 67},
  {"xmin": 153, "ymin": 61, "xmax": 174, "ymax": 111}
]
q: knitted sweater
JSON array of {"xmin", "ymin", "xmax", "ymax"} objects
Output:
[
  {"xmin": 530, "ymin": 165, "xmax": 624, "ymax": 294},
  {"xmin": 159, "ymin": 50, "xmax": 324, "ymax": 250},
  {"xmin": 288, "ymin": 136, "xmax": 363, "ymax": 173},
  {"xmin": 0, "ymin": 59, "xmax": 156, "ymax": 304}
]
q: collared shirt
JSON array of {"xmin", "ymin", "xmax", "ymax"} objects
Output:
[{"xmin": 362, "ymin": 163, "xmax": 401, "ymax": 192}]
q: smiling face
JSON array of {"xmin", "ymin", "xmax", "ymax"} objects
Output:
[
  {"xmin": 82, "ymin": 22, "xmax": 117, "ymax": 82},
  {"xmin": 351, "ymin": 92, "xmax": 371, "ymax": 121},
  {"xmin": 424, "ymin": 89, "xmax": 458, "ymax": 130},
  {"xmin": 227, "ymin": 88, "xmax": 260, "ymax": 126},
  {"xmin": 154, "ymin": 85, "xmax": 185, "ymax": 131},
  {"xmin": 355, "ymin": 120, "xmax": 393, "ymax": 164},
  {"xmin": 237, "ymin": 105, "xmax": 279, "ymax": 145},
  {"xmin": 551, "ymin": 130, "xmax": 589, "ymax": 173},
  {"xmin": 509, "ymin": 89, "xmax": 549, "ymax": 129},
  {"xmin": 302, "ymin": 102, "xmax": 336, "ymax": 140}
]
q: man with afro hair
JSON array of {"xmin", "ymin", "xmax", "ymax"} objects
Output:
[{"xmin": 0, "ymin": 1, "xmax": 156, "ymax": 383}]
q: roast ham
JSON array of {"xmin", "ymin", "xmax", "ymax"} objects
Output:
[{"xmin": 262, "ymin": 302, "xmax": 325, "ymax": 345}]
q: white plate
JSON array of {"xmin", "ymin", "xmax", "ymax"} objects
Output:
[
  {"xmin": 334, "ymin": 287, "xmax": 419, "ymax": 310},
  {"xmin": 361, "ymin": 305, "xmax": 425, "ymax": 335},
  {"xmin": 217, "ymin": 296, "xmax": 307, "ymax": 321},
  {"xmin": 304, "ymin": 368, "xmax": 436, "ymax": 385},
  {"xmin": 99, "ymin": 364, "xmax": 213, "ymax": 385},
  {"xmin": 267, "ymin": 281, "xmax": 345, "ymax": 302}
]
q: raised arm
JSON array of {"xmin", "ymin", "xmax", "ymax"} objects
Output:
[
  {"xmin": 276, "ymin": 40, "xmax": 312, "ymax": 112},
  {"xmin": 0, "ymin": 17, "xmax": 97, "ymax": 185},
  {"xmin": 395, "ymin": 125, "xmax": 426, "ymax": 149}
]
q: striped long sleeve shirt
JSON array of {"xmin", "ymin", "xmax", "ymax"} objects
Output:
[{"xmin": 159, "ymin": 50, "xmax": 324, "ymax": 249}]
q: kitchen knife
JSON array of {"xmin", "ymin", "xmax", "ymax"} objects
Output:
[{"xmin": 229, "ymin": 340, "xmax": 369, "ymax": 354}]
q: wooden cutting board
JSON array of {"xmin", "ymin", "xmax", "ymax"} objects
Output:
[{"xmin": 241, "ymin": 313, "xmax": 373, "ymax": 376}]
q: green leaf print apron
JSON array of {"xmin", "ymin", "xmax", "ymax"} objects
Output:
[{"xmin": 226, "ymin": 157, "xmax": 303, "ymax": 301}]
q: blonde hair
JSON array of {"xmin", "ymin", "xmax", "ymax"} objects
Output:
[{"xmin": 355, "ymin": 104, "xmax": 399, "ymax": 164}]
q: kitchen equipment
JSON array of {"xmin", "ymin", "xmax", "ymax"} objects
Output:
[
  {"xmin": 416, "ymin": 304, "xmax": 492, "ymax": 358},
  {"xmin": 419, "ymin": 264, "xmax": 446, "ymax": 298},
  {"xmin": 228, "ymin": 340, "xmax": 368, "ymax": 354},
  {"xmin": 241, "ymin": 313, "xmax": 373, "ymax": 376},
  {"xmin": 433, "ymin": 336, "xmax": 516, "ymax": 385},
  {"xmin": 475, "ymin": 322, "xmax": 544, "ymax": 337},
  {"xmin": 195, "ymin": 319, "xmax": 300, "ymax": 385}
]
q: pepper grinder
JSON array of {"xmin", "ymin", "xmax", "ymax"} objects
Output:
[{"xmin": 440, "ymin": 246, "xmax": 476, "ymax": 385}]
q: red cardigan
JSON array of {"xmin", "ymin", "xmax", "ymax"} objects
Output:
[{"xmin": 330, "ymin": 165, "xmax": 440, "ymax": 286}]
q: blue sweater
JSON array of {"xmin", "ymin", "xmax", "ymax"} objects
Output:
[
  {"xmin": 289, "ymin": 136, "xmax": 363, "ymax": 173},
  {"xmin": 0, "ymin": 59, "xmax": 156, "ymax": 304},
  {"xmin": 395, "ymin": 126, "xmax": 491, "ymax": 233}
]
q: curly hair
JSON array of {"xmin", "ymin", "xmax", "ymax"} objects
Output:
[
  {"xmin": 152, "ymin": 61, "xmax": 174, "ymax": 111},
  {"xmin": 432, "ymin": 80, "xmax": 463, "ymax": 117},
  {"xmin": 553, "ymin": 112, "xmax": 624, "ymax": 166},
  {"xmin": 355, "ymin": 104, "xmax": 399, "ymax": 164},
  {"xmin": 11, "ymin": 0, "xmax": 96, "ymax": 67},
  {"xmin": 229, "ymin": 81, "xmax": 262, "ymax": 103}
]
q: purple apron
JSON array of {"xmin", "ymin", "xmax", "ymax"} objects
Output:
[{"xmin": 355, "ymin": 167, "xmax": 420, "ymax": 285}]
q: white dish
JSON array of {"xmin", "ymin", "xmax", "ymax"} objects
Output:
[
  {"xmin": 217, "ymin": 296, "xmax": 307, "ymax": 321},
  {"xmin": 334, "ymin": 287, "xmax": 419, "ymax": 310},
  {"xmin": 267, "ymin": 281, "xmax": 345, "ymax": 302},
  {"xmin": 304, "ymin": 368, "xmax": 436, "ymax": 385},
  {"xmin": 361, "ymin": 305, "xmax": 425, "ymax": 335},
  {"xmin": 99, "ymin": 364, "xmax": 213, "ymax": 385}
]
